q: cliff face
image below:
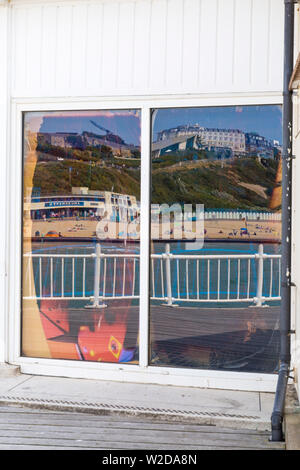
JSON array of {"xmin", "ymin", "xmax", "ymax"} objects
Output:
[
  {"xmin": 151, "ymin": 157, "xmax": 280, "ymax": 211},
  {"xmin": 32, "ymin": 151, "xmax": 280, "ymax": 213},
  {"xmin": 32, "ymin": 159, "xmax": 141, "ymax": 200}
]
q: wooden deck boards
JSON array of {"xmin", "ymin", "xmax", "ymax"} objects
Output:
[{"xmin": 0, "ymin": 406, "xmax": 285, "ymax": 450}]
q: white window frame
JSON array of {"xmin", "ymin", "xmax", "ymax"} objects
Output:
[{"xmin": 6, "ymin": 92, "xmax": 284, "ymax": 392}]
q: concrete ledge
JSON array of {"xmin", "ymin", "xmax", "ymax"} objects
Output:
[
  {"xmin": 0, "ymin": 394, "xmax": 272, "ymax": 431},
  {"xmin": 0, "ymin": 374, "xmax": 277, "ymax": 433},
  {"xmin": 0, "ymin": 363, "xmax": 20, "ymax": 377},
  {"xmin": 284, "ymin": 384, "xmax": 300, "ymax": 450}
]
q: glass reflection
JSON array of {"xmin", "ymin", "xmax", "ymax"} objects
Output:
[
  {"xmin": 150, "ymin": 105, "xmax": 282, "ymax": 373},
  {"xmin": 22, "ymin": 110, "xmax": 141, "ymax": 363}
]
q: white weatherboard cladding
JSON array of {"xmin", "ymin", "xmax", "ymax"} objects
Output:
[{"xmin": 10, "ymin": 0, "xmax": 284, "ymax": 98}]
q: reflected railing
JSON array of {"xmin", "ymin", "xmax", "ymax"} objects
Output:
[{"xmin": 23, "ymin": 243, "xmax": 281, "ymax": 307}]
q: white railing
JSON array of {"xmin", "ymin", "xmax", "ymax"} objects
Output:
[
  {"xmin": 23, "ymin": 246, "xmax": 140, "ymax": 308},
  {"xmin": 23, "ymin": 243, "xmax": 281, "ymax": 307},
  {"xmin": 151, "ymin": 243, "xmax": 281, "ymax": 306}
]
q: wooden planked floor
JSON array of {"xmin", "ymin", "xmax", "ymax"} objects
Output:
[{"xmin": 0, "ymin": 406, "xmax": 285, "ymax": 450}]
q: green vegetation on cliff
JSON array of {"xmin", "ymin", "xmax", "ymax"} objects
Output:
[
  {"xmin": 151, "ymin": 157, "xmax": 279, "ymax": 210},
  {"xmin": 32, "ymin": 147, "xmax": 280, "ymax": 212},
  {"xmin": 32, "ymin": 160, "xmax": 141, "ymax": 200}
]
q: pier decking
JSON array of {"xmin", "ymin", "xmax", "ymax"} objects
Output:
[{"xmin": 0, "ymin": 405, "xmax": 285, "ymax": 450}]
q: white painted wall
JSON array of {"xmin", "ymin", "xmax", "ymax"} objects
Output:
[
  {"xmin": 9, "ymin": 0, "xmax": 284, "ymax": 98},
  {"xmin": 292, "ymin": 6, "xmax": 300, "ymax": 399},
  {"xmin": 292, "ymin": 121, "xmax": 300, "ymax": 397},
  {"xmin": 0, "ymin": 3, "xmax": 9, "ymax": 363}
]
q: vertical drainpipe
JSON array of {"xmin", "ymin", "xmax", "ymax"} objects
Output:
[{"xmin": 271, "ymin": 0, "xmax": 295, "ymax": 442}]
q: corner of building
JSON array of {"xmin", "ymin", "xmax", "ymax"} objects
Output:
[{"xmin": 284, "ymin": 384, "xmax": 300, "ymax": 450}]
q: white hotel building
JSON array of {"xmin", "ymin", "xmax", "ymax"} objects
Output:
[
  {"xmin": 157, "ymin": 126, "xmax": 252, "ymax": 156},
  {"xmin": 199, "ymin": 128, "xmax": 246, "ymax": 155}
]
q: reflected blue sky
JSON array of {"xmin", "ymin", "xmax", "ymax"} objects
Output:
[
  {"xmin": 26, "ymin": 105, "xmax": 282, "ymax": 147},
  {"xmin": 36, "ymin": 110, "xmax": 141, "ymax": 146},
  {"xmin": 152, "ymin": 105, "xmax": 282, "ymax": 143}
]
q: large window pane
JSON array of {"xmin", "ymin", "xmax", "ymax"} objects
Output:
[
  {"xmin": 150, "ymin": 105, "xmax": 282, "ymax": 373},
  {"xmin": 22, "ymin": 110, "xmax": 141, "ymax": 364}
]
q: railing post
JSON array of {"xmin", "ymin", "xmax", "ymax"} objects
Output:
[
  {"xmin": 164, "ymin": 243, "xmax": 174, "ymax": 306},
  {"xmin": 94, "ymin": 242, "xmax": 101, "ymax": 307},
  {"xmin": 255, "ymin": 243, "xmax": 264, "ymax": 307},
  {"xmin": 85, "ymin": 242, "xmax": 107, "ymax": 309}
]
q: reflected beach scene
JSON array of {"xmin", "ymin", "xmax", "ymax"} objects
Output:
[
  {"xmin": 149, "ymin": 105, "xmax": 282, "ymax": 373},
  {"xmin": 22, "ymin": 110, "xmax": 141, "ymax": 364},
  {"xmin": 22, "ymin": 105, "xmax": 283, "ymax": 374}
]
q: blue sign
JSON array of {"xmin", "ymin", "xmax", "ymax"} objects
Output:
[{"xmin": 45, "ymin": 201, "xmax": 84, "ymax": 207}]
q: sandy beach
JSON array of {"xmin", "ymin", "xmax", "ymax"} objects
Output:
[{"xmin": 24, "ymin": 217, "xmax": 281, "ymax": 243}]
